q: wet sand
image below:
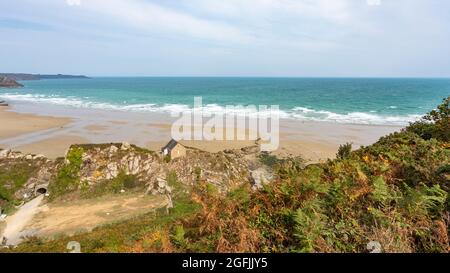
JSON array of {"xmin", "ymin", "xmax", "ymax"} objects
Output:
[
  {"xmin": 0, "ymin": 103, "xmax": 404, "ymax": 162},
  {"xmin": 0, "ymin": 106, "xmax": 71, "ymax": 139},
  {"xmin": 15, "ymin": 135, "xmax": 89, "ymax": 159}
]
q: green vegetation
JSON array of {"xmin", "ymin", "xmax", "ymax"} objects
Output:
[
  {"xmin": 406, "ymin": 96, "xmax": 450, "ymax": 141},
  {"xmin": 337, "ymin": 142, "xmax": 352, "ymax": 160},
  {"xmin": 0, "ymin": 160, "xmax": 40, "ymax": 213},
  {"xmin": 171, "ymin": 98, "xmax": 449, "ymax": 253},
  {"xmin": 81, "ymin": 170, "xmax": 140, "ymax": 199},
  {"xmin": 164, "ymin": 155, "xmax": 171, "ymax": 163},
  {"xmin": 259, "ymin": 152, "xmax": 281, "ymax": 167},
  {"xmin": 167, "ymin": 171, "xmax": 186, "ymax": 197},
  {"xmin": 48, "ymin": 147, "xmax": 84, "ymax": 201}
]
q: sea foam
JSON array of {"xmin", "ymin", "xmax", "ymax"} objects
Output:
[{"xmin": 0, "ymin": 93, "xmax": 421, "ymax": 126}]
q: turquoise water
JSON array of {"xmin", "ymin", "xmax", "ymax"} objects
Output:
[{"xmin": 1, "ymin": 77, "xmax": 449, "ymax": 125}]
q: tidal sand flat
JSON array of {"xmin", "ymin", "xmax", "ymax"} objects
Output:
[
  {"xmin": 0, "ymin": 106, "xmax": 71, "ymax": 140},
  {"xmin": 0, "ymin": 103, "xmax": 401, "ymax": 162}
]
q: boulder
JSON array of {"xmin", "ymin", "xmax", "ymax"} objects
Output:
[
  {"xmin": 251, "ymin": 168, "xmax": 274, "ymax": 190},
  {"xmin": 108, "ymin": 145, "xmax": 119, "ymax": 156},
  {"xmin": 33, "ymin": 154, "xmax": 46, "ymax": 160},
  {"xmin": 0, "ymin": 76, "xmax": 23, "ymax": 88},
  {"xmin": 106, "ymin": 162, "xmax": 118, "ymax": 179},
  {"xmin": 0, "ymin": 149, "xmax": 10, "ymax": 158},
  {"xmin": 121, "ymin": 142, "xmax": 131, "ymax": 151}
]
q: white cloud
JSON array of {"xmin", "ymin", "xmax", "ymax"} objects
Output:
[
  {"xmin": 55, "ymin": 0, "xmax": 362, "ymax": 46},
  {"xmin": 181, "ymin": 0, "xmax": 353, "ymax": 23},
  {"xmin": 75, "ymin": 0, "xmax": 253, "ymax": 43}
]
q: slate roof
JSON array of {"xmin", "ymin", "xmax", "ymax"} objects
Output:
[{"xmin": 162, "ymin": 139, "xmax": 179, "ymax": 151}]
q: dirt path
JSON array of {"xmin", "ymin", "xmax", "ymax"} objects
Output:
[
  {"xmin": 1, "ymin": 195, "xmax": 44, "ymax": 246},
  {"xmin": 1, "ymin": 193, "xmax": 168, "ymax": 246},
  {"xmin": 23, "ymin": 194, "xmax": 168, "ymax": 239}
]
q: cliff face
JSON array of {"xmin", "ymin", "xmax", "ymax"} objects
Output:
[
  {"xmin": 0, "ymin": 76, "xmax": 23, "ymax": 88},
  {"xmin": 0, "ymin": 142, "xmax": 256, "ymax": 209}
]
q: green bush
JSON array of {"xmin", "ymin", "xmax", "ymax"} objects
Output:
[
  {"xmin": 407, "ymin": 96, "xmax": 450, "ymax": 141},
  {"xmin": 48, "ymin": 147, "xmax": 84, "ymax": 200},
  {"xmin": 259, "ymin": 152, "xmax": 281, "ymax": 167},
  {"xmin": 337, "ymin": 143, "xmax": 352, "ymax": 160},
  {"xmin": 0, "ymin": 162, "xmax": 39, "ymax": 212}
]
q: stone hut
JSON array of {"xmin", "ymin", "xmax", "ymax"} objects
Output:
[{"xmin": 162, "ymin": 139, "xmax": 186, "ymax": 160}]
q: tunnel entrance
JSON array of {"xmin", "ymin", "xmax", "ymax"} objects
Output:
[{"xmin": 36, "ymin": 187, "xmax": 47, "ymax": 195}]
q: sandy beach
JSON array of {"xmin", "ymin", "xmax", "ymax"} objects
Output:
[
  {"xmin": 0, "ymin": 103, "xmax": 404, "ymax": 162},
  {"xmin": 0, "ymin": 106, "xmax": 71, "ymax": 139}
]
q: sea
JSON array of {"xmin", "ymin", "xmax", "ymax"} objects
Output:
[{"xmin": 1, "ymin": 77, "xmax": 449, "ymax": 126}]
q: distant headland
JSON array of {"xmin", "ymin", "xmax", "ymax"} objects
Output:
[
  {"xmin": 0, "ymin": 73, "xmax": 89, "ymax": 88},
  {"xmin": 0, "ymin": 73, "xmax": 90, "ymax": 81}
]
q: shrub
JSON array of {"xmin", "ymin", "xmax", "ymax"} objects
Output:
[
  {"xmin": 48, "ymin": 147, "xmax": 84, "ymax": 200},
  {"xmin": 259, "ymin": 152, "xmax": 281, "ymax": 167},
  {"xmin": 337, "ymin": 143, "xmax": 352, "ymax": 160},
  {"xmin": 110, "ymin": 171, "xmax": 138, "ymax": 193},
  {"xmin": 407, "ymin": 96, "xmax": 450, "ymax": 141}
]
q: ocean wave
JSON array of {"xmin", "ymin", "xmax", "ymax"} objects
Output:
[
  {"xmin": 290, "ymin": 107, "xmax": 420, "ymax": 125},
  {"xmin": 0, "ymin": 93, "xmax": 421, "ymax": 126}
]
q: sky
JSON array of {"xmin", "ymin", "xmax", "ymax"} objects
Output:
[{"xmin": 0, "ymin": 0, "xmax": 449, "ymax": 77}]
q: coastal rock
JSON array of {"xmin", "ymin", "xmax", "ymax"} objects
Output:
[
  {"xmin": 108, "ymin": 145, "xmax": 119, "ymax": 156},
  {"xmin": 33, "ymin": 154, "xmax": 46, "ymax": 160},
  {"xmin": 0, "ymin": 76, "xmax": 23, "ymax": 88},
  {"xmin": 27, "ymin": 182, "xmax": 37, "ymax": 189},
  {"xmin": 8, "ymin": 152, "xmax": 24, "ymax": 159},
  {"xmin": 121, "ymin": 142, "xmax": 131, "ymax": 151},
  {"xmin": 106, "ymin": 162, "xmax": 119, "ymax": 179},
  {"xmin": 251, "ymin": 168, "xmax": 274, "ymax": 190},
  {"xmin": 147, "ymin": 177, "xmax": 172, "ymax": 195},
  {"xmin": 0, "ymin": 149, "xmax": 10, "ymax": 158},
  {"xmin": 3, "ymin": 143, "xmax": 255, "ymax": 202}
]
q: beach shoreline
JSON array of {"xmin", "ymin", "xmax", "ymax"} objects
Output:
[
  {"xmin": 0, "ymin": 102, "xmax": 404, "ymax": 162},
  {"xmin": 0, "ymin": 106, "xmax": 72, "ymax": 140}
]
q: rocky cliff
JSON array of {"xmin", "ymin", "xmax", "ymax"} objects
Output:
[{"xmin": 0, "ymin": 142, "xmax": 263, "ymax": 210}]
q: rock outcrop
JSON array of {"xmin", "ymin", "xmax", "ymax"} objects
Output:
[
  {"xmin": 0, "ymin": 142, "xmax": 267, "ymax": 208},
  {"xmin": 73, "ymin": 143, "xmax": 252, "ymax": 194},
  {"xmin": 0, "ymin": 76, "xmax": 23, "ymax": 88},
  {"xmin": 0, "ymin": 149, "xmax": 53, "ymax": 204}
]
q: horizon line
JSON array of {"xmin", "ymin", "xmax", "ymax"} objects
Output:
[{"xmin": 3, "ymin": 72, "xmax": 450, "ymax": 79}]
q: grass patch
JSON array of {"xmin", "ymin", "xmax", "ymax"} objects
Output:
[
  {"xmin": 81, "ymin": 171, "xmax": 141, "ymax": 199},
  {"xmin": 48, "ymin": 147, "xmax": 84, "ymax": 201},
  {"xmin": 0, "ymin": 161, "xmax": 41, "ymax": 213}
]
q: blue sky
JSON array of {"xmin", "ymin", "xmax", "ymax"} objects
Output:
[{"xmin": 1, "ymin": 0, "xmax": 449, "ymax": 77}]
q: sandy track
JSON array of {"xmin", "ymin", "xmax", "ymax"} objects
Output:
[
  {"xmin": 1, "ymin": 195, "xmax": 44, "ymax": 246},
  {"xmin": 24, "ymin": 194, "xmax": 168, "ymax": 239},
  {"xmin": 1, "ymin": 194, "xmax": 168, "ymax": 245}
]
